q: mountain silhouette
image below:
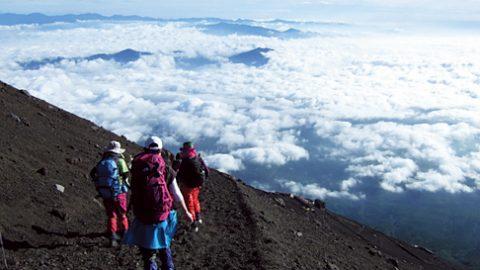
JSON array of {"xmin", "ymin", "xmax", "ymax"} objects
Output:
[
  {"xmin": 0, "ymin": 13, "xmax": 158, "ymax": 25},
  {"xmin": 229, "ymin": 48, "xmax": 273, "ymax": 67},
  {"xmin": 19, "ymin": 49, "xmax": 152, "ymax": 70},
  {"xmin": 201, "ymin": 22, "xmax": 310, "ymax": 38}
]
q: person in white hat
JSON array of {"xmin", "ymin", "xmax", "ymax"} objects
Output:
[
  {"xmin": 104, "ymin": 141, "xmax": 126, "ymax": 154},
  {"xmin": 124, "ymin": 136, "xmax": 193, "ymax": 270},
  {"xmin": 90, "ymin": 140, "xmax": 130, "ymax": 247}
]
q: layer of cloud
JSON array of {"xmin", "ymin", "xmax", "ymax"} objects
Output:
[
  {"xmin": 1, "ymin": 20, "xmax": 480, "ymax": 199},
  {"xmin": 276, "ymin": 178, "xmax": 364, "ymax": 200}
]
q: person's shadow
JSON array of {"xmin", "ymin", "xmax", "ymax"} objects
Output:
[{"xmin": 1, "ymin": 225, "xmax": 107, "ymax": 251}]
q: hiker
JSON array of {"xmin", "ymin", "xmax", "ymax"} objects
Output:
[
  {"xmin": 175, "ymin": 141, "xmax": 209, "ymax": 231},
  {"xmin": 90, "ymin": 141, "xmax": 130, "ymax": 247},
  {"xmin": 124, "ymin": 136, "xmax": 193, "ymax": 270}
]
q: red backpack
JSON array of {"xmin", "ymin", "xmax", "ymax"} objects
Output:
[{"xmin": 131, "ymin": 152, "xmax": 173, "ymax": 224}]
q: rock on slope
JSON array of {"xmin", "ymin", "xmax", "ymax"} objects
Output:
[{"xmin": 0, "ymin": 81, "xmax": 464, "ymax": 270}]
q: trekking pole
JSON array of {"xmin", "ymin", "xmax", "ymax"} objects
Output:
[{"xmin": 0, "ymin": 231, "xmax": 8, "ymax": 269}]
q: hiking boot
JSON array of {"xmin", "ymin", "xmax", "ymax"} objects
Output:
[
  {"xmin": 110, "ymin": 232, "xmax": 121, "ymax": 247},
  {"xmin": 111, "ymin": 232, "xmax": 121, "ymax": 240},
  {"xmin": 110, "ymin": 238, "xmax": 119, "ymax": 248},
  {"xmin": 141, "ymin": 249, "xmax": 158, "ymax": 270},
  {"xmin": 190, "ymin": 221, "xmax": 199, "ymax": 232},
  {"xmin": 145, "ymin": 259, "xmax": 158, "ymax": 270},
  {"xmin": 196, "ymin": 213, "xmax": 203, "ymax": 224},
  {"xmin": 116, "ymin": 230, "xmax": 125, "ymax": 238}
]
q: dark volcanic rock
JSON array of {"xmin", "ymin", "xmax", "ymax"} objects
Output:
[
  {"xmin": 273, "ymin": 197, "xmax": 285, "ymax": 207},
  {"xmin": 48, "ymin": 209, "xmax": 68, "ymax": 221},
  {"xmin": 8, "ymin": 112, "xmax": 22, "ymax": 123},
  {"xmin": 65, "ymin": 157, "xmax": 82, "ymax": 165},
  {"xmin": 0, "ymin": 81, "xmax": 464, "ymax": 270},
  {"xmin": 18, "ymin": 89, "xmax": 31, "ymax": 97},
  {"xmin": 36, "ymin": 167, "xmax": 47, "ymax": 176}
]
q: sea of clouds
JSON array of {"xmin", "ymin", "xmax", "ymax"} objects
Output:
[{"xmin": 1, "ymin": 20, "xmax": 480, "ymax": 200}]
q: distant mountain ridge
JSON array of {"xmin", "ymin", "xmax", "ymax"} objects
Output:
[
  {"xmin": 200, "ymin": 22, "xmax": 310, "ymax": 38},
  {"xmin": 0, "ymin": 12, "xmax": 348, "ymax": 26},
  {"xmin": 0, "ymin": 13, "xmax": 321, "ymax": 40},
  {"xmin": 229, "ymin": 48, "xmax": 273, "ymax": 67},
  {"xmin": 18, "ymin": 49, "xmax": 152, "ymax": 70},
  {"xmin": 0, "ymin": 12, "xmax": 158, "ymax": 25},
  {"xmin": 19, "ymin": 47, "xmax": 273, "ymax": 70}
]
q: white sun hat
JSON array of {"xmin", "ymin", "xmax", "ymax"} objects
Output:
[
  {"xmin": 144, "ymin": 136, "xmax": 163, "ymax": 150},
  {"xmin": 104, "ymin": 140, "xmax": 126, "ymax": 154}
]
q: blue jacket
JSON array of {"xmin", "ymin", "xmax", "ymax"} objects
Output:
[{"xmin": 94, "ymin": 155, "xmax": 129, "ymax": 199}]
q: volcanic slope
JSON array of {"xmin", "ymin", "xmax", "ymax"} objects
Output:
[{"xmin": 0, "ymin": 81, "xmax": 464, "ymax": 270}]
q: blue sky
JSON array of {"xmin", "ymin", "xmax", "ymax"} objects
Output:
[{"xmin": 0, "ymin": 0, "xmax": 479, "ymax": 22}]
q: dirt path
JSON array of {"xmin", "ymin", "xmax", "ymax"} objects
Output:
[{"xmin": 173, "ymin": 171, "xmax": 264, "ymax": 270}]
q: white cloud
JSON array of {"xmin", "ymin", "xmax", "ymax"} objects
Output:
[
  {"xmin": 340, "ymin": 178, "xmax": 359, "ymax": 191},
  {"xmin": 277, "ymin": 179, "xmax": 364, "ymax": 200},
  {"xmin": 232, "ymin": 143, "xmax": 309, "ymax": 166},
  {"xmin": 204, "ymin": 153, "xmax": 244, "ymax": 172},
  {"xmin": 1, "ymin": 20, "xmax": 480, "ymax": 196}
]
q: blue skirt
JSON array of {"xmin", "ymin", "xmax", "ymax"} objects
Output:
[{"xmin": 123, "ymin": 210, "xmax": 178, "ymax": 249}]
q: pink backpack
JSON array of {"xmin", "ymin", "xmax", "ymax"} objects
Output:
[{"xmin": 131, "ymin": 152, "xmax": 173, "ymax": 224}]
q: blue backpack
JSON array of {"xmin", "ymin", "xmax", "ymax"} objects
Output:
[{"xmin": 95, "ymin": 157, "xmax": 120, "ymax": 199}]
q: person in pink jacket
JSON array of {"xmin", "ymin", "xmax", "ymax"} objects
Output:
[{"xmin": 124, "ymin": 136, "xmax": 193, "ymax": 270}]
